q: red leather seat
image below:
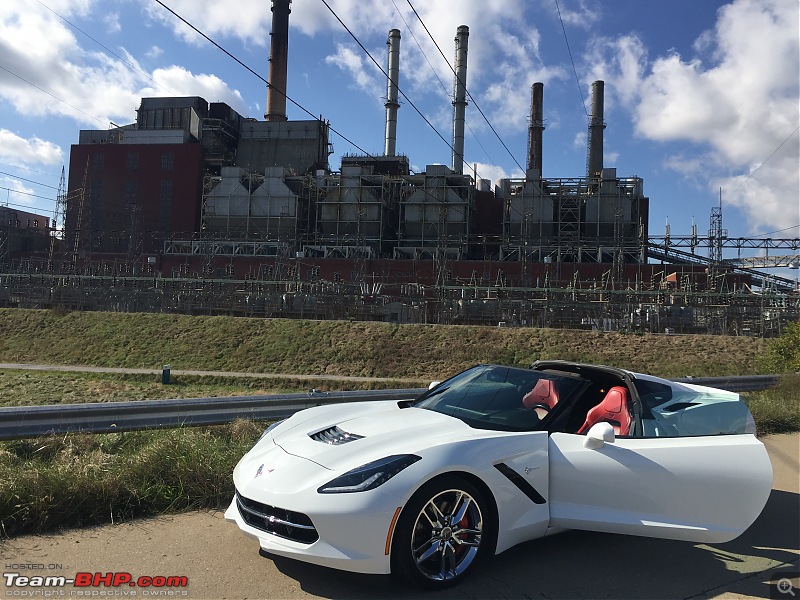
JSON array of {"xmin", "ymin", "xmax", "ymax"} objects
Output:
[
  {"xmin": 577, "ymin": 386, "xmax": 632, "ymax": 436},
  {"xmin": 523, "ymin": 379, "xmax": 559, "ymax": 419}
]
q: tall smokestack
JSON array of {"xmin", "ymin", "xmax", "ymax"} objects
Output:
[
  {"xmin": 527, "ymin": 82, "xmax": 544, "ymax": 176},
  {"xmin": 451, "ymin": 25, "xmax": 469, "ymax": 174},
  {"xmin": 384, "ymin": 29, "xmax": 401, "ymax": 156},
  {"xmin": 586, "ymin": 80, "xmax": 605, "ymax": 178},
  {"xmin": 265, "ymin": 0, "xmax": 291, "ymax": 122}
]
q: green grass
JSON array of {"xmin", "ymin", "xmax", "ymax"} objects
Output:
[
  {"xmin": 0, "ymin": 421, "xmax": 263, "ymax": 538},
  {"xmin": 0, "ymin": 308, "xmax": 792, "ymax": 539},
  {"xmin": 0, "ymin": 370, "xmax": 424, "ymax": 408},
  {"xmin": 2, "ymin": 378, "xmax": 797, "ymax": 538},
  {"xmin": 742, "ymin": 374, "xmax": 800, "ymax": 436},
  {"xmin": 0, "ymin": 308, "xmax": 767, "ymax": 379}
]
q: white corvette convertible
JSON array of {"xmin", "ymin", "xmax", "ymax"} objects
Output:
[{"xmin": 225, "ymin": 361, "xmax": 773, "ymax": 588}]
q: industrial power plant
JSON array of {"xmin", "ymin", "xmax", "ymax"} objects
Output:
[{"xmin": 0, "ymin": 0, "xmax": 797, "ymax": 335}]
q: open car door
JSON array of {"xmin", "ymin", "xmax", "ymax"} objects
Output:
[{"xmin": 547, "ymin": 428, "xmax": 773, "ymax": 543}]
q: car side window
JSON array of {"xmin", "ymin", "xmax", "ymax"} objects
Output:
[{"xmin": 634, "ymin": 379, "xmax": 673, "ymax": 410}]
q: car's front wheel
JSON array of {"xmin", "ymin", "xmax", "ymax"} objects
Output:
[{"xmin": 391, "ymin": 474, "xmax": 493, "ymax": 588}]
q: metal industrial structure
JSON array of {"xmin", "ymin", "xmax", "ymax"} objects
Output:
[{"xmin": 1, "ymin": 0, "xmax": 797, "ymax": 335}]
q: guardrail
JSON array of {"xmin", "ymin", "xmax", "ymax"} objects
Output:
[
  {"xmin": 673, "ymin": 374, "xmax": 782, "ymax": 393},
  {"xmin": 0, "ymin": 376, "xmax": 782, "ymax": 441}
]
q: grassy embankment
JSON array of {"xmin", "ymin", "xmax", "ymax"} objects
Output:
[
  {"xmin": 0, "ymin": 309, "xmax": 796, "ymax": 538},
  {"xmin": 0, "ymin": 308, "xmax": 768, "ymax": 380}
]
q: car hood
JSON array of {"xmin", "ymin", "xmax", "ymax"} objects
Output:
[{"xmin": 272, "ymin": 401, "xmax": 473, "ymax": 470}]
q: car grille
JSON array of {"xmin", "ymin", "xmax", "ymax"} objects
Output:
[
  {"xmin": 309, "ymin": 425, "xmax": 364, "ymax": 445},
  {"xmin": 235, "ymin": 490, "xmax": 319, "ymax": 544}
]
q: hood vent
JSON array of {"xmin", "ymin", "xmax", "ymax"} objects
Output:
[{"xmin": 309, "ymin": 426, "xmax": 364, "ymax": 445}]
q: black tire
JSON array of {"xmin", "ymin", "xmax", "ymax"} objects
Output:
[{"xmin": 390, "ymin": 474, "xmax": 494, "ymax": 589}]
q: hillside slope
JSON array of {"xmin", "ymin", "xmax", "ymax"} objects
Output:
[{"xmin": 0, "ymin": 309, "xmax": 766, "ymax": 379}]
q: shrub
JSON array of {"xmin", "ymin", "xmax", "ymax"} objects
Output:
[{"xmin": 760, "ymin": 321, "xmax": 800, "ymax": 373}]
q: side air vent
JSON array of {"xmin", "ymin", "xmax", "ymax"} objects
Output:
[{"xmin": 310, "ymin": 426, "xmax": 364, "ymax": 445}]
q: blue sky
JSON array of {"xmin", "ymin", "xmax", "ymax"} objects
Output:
[{"xmin": 1, "ymin": 0, "xmax": 798, "ymax": 264}]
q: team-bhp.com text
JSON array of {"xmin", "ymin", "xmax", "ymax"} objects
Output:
[{"xmin": 4, "ymin": 572, "xmax": 188, "ymax": 597}]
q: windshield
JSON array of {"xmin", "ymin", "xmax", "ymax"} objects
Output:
[
  {"xmin": 634, "ymin": 377, "xmax": 751, "ymax": 436},
  {"xmin": 414, "ymin": 365, "xmax": 584, "ymax": 431}
]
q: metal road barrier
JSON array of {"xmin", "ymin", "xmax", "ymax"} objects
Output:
[
  {"xmin": 674, "ymin": 374, "xmax": 783, "ymax": 393},
  {"xmin": 0, "ymin": 389, "xmax": 426, "ymax": 441},
  {"xmin": 0, "ymin": 376, "xmax": 783, "ymax": 441}
]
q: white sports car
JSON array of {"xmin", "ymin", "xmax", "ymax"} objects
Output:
[{"xmin": 225, "ymin": 361, "xmax": 773, "ymax": 588}]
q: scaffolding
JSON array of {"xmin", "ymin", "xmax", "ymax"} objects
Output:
[
  {"xmin": 395, "ymin": 165, "xmax": 473, "ymax": 260},
  {"xmin": 201, "ymin": 167, "xmax": 316, "ymax": 250},
  {"xmin": 311, "ymin": 165, "xmax": 396, "ymax": 262},
  {"xmin": 500, "ymin": 173, "xmax": 645, "ymax": 268},
  {"xmin": 1, "ymin": 262, "xmax": 796, "ymax": 333}
]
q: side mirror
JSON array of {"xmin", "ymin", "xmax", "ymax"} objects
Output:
[
  {"xmin": 583, "ymin": 422, "xmax": 616, "ymax": 449},
  {"xmin": 428, "ymin": 381, "xmax": 442, "ymax": 390}
]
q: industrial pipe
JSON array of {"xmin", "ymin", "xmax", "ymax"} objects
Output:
[
  {"xmin": 527, "ymin": 82, "xmax": 545, "ymax": 177},
  {"xmin": 265, "ymin": 0, "xmax": 291, "ymax": 122},
  {"xmin": 452, "ymin": 25, "xmax": 469, "ymax": 174},
  {"xmin": 384, "ymin": 29, "xmax": 401, "ymax": 156},
  {"xmin": 586, "ymin": 80, "xmax": 605, "ymax": 178}
]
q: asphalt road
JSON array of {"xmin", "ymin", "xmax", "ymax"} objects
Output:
[{"xmin": 2, "ymin": 434, "xmax": 798, "ymax": 600}]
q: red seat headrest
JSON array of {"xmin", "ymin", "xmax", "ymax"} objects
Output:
[
  {"xmin": 577, "ymin": 386, "xmax": 632, "ymax": 436},
  {"xmin": 523, "ymin": 379, "xmax": 559, "ymax": 411}
]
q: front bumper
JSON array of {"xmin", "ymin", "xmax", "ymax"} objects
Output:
[{"xmin": 224, "ymin": 491, "xmax": 395, "ymax": 574}]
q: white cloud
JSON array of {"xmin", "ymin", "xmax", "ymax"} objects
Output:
[
  {"xmin": 0, "ymin": 2, "xmax": 248, "ymax": 127},
  {"xmin": 663, "ymin": 154, "xmax": 707, "ymax": 177},
  {"xmin": 0, "ymin": 175, "xmax": 37, "ymax": 206},
  {"xmin": 0, "ymin": 130, "xmax": 64, "ymax": 166},
  {"xmin": 141, "ymin": 0, "xmax": 565, "ymax": 140},
  {"xmin": 143, "ymin": 66, "xmax": 247, "ymax": 112},
  {"xmin": 468, "ymin": 162, "xmax": 513, "ymax": 186},
  {"xmin": 583, "ymin": 34, "xmax": 648, "ymax": 112},
  {"xmin": 710, "ymin": 145, "xmax": 800, "ymax": 234},
  {"xmin": 104, "ymin": 12, "xmax": 121, "ymax": 33},
  {"xmin": 324, "ymin": 43, "xmax": 384, "ymax": 103},
  {"xmin": 143, "ymin": 0, "xmax": 270, "ymax": 46},
  {"xmin": 555, "ymin": 0, "xmax": 601, "ymax": 29},
  {"xmin": 593, "ymin": 0, "xmax": 799, "ymax": 232}
]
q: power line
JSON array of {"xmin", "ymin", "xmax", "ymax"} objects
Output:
[
  {"xmin": 726, "ymin": 126, "xmax": 800, "ymax": 200},
  {"xmin": 0, "ymin": 65, "xmax": 106, "ymax": 126},
  {"xmin": 553, "ymin": 0, "xmax": 588, "ymax": 119},
  {"xmin": 0, "ymin": 192, "xmax": 56, "ymax": 212},
  {"xmin": 318, "ymin": 0, "xmax": 456, "ymax": 161},
  {"xmin": 390, "ymin": 0, "xmax": 497, "ymax": 168},
  {"xmin": 150, "ymin": 0, "xmax": 373, "ymax": 159},
  {"xmin": 0, "ymin": 163, "xmax": 59, "ymax": 178},
  {"xmin": 753, "ymin": 224, "xmax": 800, "ymax": 238},
  {"xmin": 391, "ymin": 1, "xmax": 448, "ymax": 98},
  {"xmin": 2, "ymin": 177, "xmax": 161, "ymax": 224},
  {"xmin": 0, "ymin": 187, "xmax": 55, "ymax": 202},
  {"xmin": 35, "ymin": 0, "xmax": 178, "ymax": 97},
  {"xmin": 404, "ymin": 0, "xmax": 524, "ymax": 173},
  {"xmin": 0, "ymin": 171, "xmax": 59, "ymax": 190}
]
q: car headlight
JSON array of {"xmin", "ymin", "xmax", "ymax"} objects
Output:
[
  {"xmin": 318, "ymin": 455, "xmax": 421, "ymax": 494},
  {"xmin": 259, "ymin": 419, "xmax": 286, "ymax": 441}
]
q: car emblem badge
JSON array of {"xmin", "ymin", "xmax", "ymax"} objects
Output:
[{"xmin": 255, "ymin": 464, "xmax": 274, "ymax": 478}]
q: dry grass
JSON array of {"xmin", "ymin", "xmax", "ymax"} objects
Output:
[
  {"xmin": 0, "ymin": 421, "xmax": 263, "ymax": 537},
  {"xmin": 743, "ymin": 374, "xmax": 800, "ymax": 435}
]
